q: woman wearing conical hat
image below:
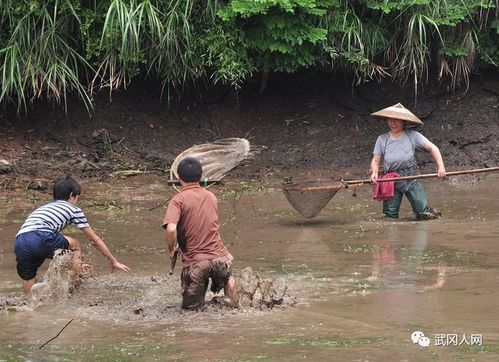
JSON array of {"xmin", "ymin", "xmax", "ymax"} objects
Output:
[{"xmin": 370, "ymin": 103, "xmax": 446, "ymax": 220}]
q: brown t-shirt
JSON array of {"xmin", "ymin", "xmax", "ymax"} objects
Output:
[{"xmin": 163, "ymin": 184, "xmax": 228, "ymax": 266}]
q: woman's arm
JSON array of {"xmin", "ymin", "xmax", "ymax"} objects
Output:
[
  {"xmin": 370, "ymin": 155, "xmax": 381, "ymax": 182},
  {"xmin": 425, "ymin": 142, "xmax": 446, "ymax": 177}
]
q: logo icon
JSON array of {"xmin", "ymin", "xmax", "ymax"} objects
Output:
[{"xmin": 411, "ymin": 331, "xmax": 430, "ymax": 347}]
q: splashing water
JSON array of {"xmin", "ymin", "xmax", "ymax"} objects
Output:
[
  {"xmin": 236, "ymin": 267, "xmax": 295, "ymax": 309},
  {"xmin": 30, "ymin": 249, "xmax": 76, "ymax": 308},
  {"xmin": 7, "ymin": 261, "xmax": 297, "ymax": 321}
]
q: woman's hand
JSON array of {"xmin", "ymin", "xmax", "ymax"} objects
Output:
[
  {"xmin": 437, "ymin": 165, "xmax": 446, "ymax": 178},
  {"xmin": 370, "ymin": 155, "xmax": 381, "ymax": 183}
]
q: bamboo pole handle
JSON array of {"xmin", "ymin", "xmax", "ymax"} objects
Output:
[
  {"xmin": 283, "ymin": 167, "xmax": 499, "ymax": 192},
  {"xmin": 347, "ymin": 166, "xmax": 499, "ymax": 185}
]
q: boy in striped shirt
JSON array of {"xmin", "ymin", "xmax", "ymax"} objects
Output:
[{"xmin": 15, "ymin": 175, "xmax": 130, "ymax": 294}]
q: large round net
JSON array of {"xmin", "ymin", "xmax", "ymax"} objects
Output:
[
  {"xmin": 171, "ymin": 138, "xmax": 251, "ymax": 182},
  {"xmin": 282, "ymin": 179, "xmax": 343, "ymax": 218}
]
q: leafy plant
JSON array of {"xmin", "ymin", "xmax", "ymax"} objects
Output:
[
  {"xmin": 219, "ymin": 0, "xmax": 329, "ymax": 73},
  {"xmin": 196, "ymin": 22, "xmax": 254, "ymax": 89},
  {"xmin": 0, "ymin": 0, "xmax": 92, "ymax": 112},
  {"xmin": 0, "ymin": 0, "xmax": 497, "ymax": 113}
]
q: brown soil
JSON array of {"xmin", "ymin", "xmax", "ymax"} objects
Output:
[{"xmin": 1, "ymin": 71, "xmax": 498, "ymax": 186}]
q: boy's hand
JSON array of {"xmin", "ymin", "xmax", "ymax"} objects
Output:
[
  {"xmin": 82, "ymin": 263, "xmax": 92, "ymax": 271},
  {"xmin": 111, "ymin": 261, "xmax": 131, "ymax": 273}
]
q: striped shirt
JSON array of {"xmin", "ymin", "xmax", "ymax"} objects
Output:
[{"xmin": 16, "ymin": 200, "xmax": 90, "ymax": 236}]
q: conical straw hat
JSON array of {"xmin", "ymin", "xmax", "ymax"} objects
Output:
[{"xmin": 371, "ymin": 103, "xmax": 423, "ymax": 125}]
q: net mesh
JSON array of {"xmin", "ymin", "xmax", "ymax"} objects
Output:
[
  {"xmin": 282, "ymin": 179, "xmax": 343, "ymax": 218},
  {"xmin": 171, "ymin": 138, "xmax": 251, "ymax": 182}
]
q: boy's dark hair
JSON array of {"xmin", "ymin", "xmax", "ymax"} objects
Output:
[
  {"xmin": 177, "ymin": 157, "xmax": 202, "ymax": 183},
  {"xmin": 53, "ymin": 175, "xmax": 82, "ymax": 200}
]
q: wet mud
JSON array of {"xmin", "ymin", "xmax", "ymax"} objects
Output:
[
  {"xmin": 1, "ymin": 172, "xmax": 499, "ymax": 360},
  {"xmin": 2, "ymin": 73, "xmax": 498, "ymax": 187}
]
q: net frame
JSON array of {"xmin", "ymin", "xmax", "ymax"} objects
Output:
[
  {"xmin": 282, "ymin": 179, "xmax": 344, "ymax": 218},
  {"xmin": 282, "ymin": 167, "xmax": 499, "ymax": 218},
  {"xmin": 170, "ymin": 138, "xmax": 251, "ymax": 190}
]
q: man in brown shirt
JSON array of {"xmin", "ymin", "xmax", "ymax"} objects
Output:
[{"xmin": 163, "ymin": 157, "xmax": 239, "ymax": 310}]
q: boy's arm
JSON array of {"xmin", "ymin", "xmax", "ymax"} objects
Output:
[
  {"xmin": 81, "ymin": 227, "xmax": 131, "ymax": 272},
  {"xmin": 165, "ymin": 223, "xmax": 177, "ymax": 258}
]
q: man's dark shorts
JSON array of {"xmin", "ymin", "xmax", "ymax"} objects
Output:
[
  {"xmin": 14, "ymin": 231, "xmax": 69, "ymax": 280},
  {"xmin": 181, "ymin": 254, "xmax": 233, "ymax": 310}
]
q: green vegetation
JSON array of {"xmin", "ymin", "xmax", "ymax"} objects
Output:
[
  {"xmin": 1, "ymin": 0, "xmax": 497, "ymax": 113},
  {"xmin": 0, "ymin": 341, "xmax": 182, "ymax": 361},
  {"xmin": 268, "ymin": 335, "xmax": 390, "ymax": 347},
  {"xmin": 81, "ymin": 199, "xmax": 129, "ymax": 214},
  {"xmin": 327, "ymin": 242, "xmax": 490, "ymax": 268},
  {"xmin": 457, "ymin": 343, "xmax": 499, "ymax": 354}
]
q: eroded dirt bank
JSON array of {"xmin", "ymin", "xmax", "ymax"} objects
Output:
[{"xmin": 1, "ymin": 71, "xmax": 498, "ymax": 188}]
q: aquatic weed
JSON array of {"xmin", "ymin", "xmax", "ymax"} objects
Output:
[
  {"xmin": 326, "ymin": 243, "xmax": 490, "ymax": 268},
  {"xmin": 267, "ymin": 335, "xmax": 391, "ymax": 348},
  {"xmin": 81, "ymin": 200, "xmax": 129, "ymax": 214},
  {"xmin": 222, "ymin": 182, "xmax": 263, "ymax": 214},
  {"xmin": 456, "ymin": 344, "xmax": 499, "ymax": 354}
]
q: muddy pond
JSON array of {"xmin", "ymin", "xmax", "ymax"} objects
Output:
[{"xmin": 1, "ymin": 172, "xmax": 498, "ymax": 361}]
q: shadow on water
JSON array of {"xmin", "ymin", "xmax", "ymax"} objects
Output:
[
  {"xmin": 277, "ymin": 218, "xmax": 349, "ymax": 227},
  {"xmin": 1, "ymin": 173, "xmax": 499, "ymax": 360}
]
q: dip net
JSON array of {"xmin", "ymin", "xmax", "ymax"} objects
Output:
[
  {"xmin": 282, "ymin": 179, "xmax": 344, "ymax": 218},
  {"xmin": 282, "ymin": 167, "xmax": 499, "ymax": 219},
  {"xmin": 171, "ymin": 138, "xmax": 251, "ymax": 183}
]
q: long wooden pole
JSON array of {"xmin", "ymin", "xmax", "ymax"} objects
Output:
[
  {"xmin": 285, "ymin": 167, "xmax": 499, "ymax": 191},
  {"xmin": 349, "ymin": 166, "xmax": 499, "ymax": 184}
]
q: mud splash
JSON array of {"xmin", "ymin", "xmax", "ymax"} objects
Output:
[
  {"xmin": 238, "ymin": 267, "xmax": 295, "ymax": 309},
  {"xmin": 64, "ymin": 266, "xmax": 297, "ymax": 325},
  {"xmin": 30, "ymin": 249, "xmax": 75, "ymax": 309},
  {"xmin": 1, "ymin": 264, "xmax": 298, "ymax": 326},
  {"xmin": 0, "ymin": 250, "xmax": 75, "ymax": 312}
]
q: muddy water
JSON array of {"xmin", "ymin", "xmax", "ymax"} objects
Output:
[{"xmin": 1, "ymin": 172, "xmax": 498, "ymax": 361}]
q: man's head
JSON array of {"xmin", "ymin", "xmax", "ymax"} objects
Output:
[
  {"xmin": 53, "ymin": 175, "xmax": 81, "ymax": 201},
  {"xmin": 177, "ymin": 157, "xmax": 203, "ymax": 183}
]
